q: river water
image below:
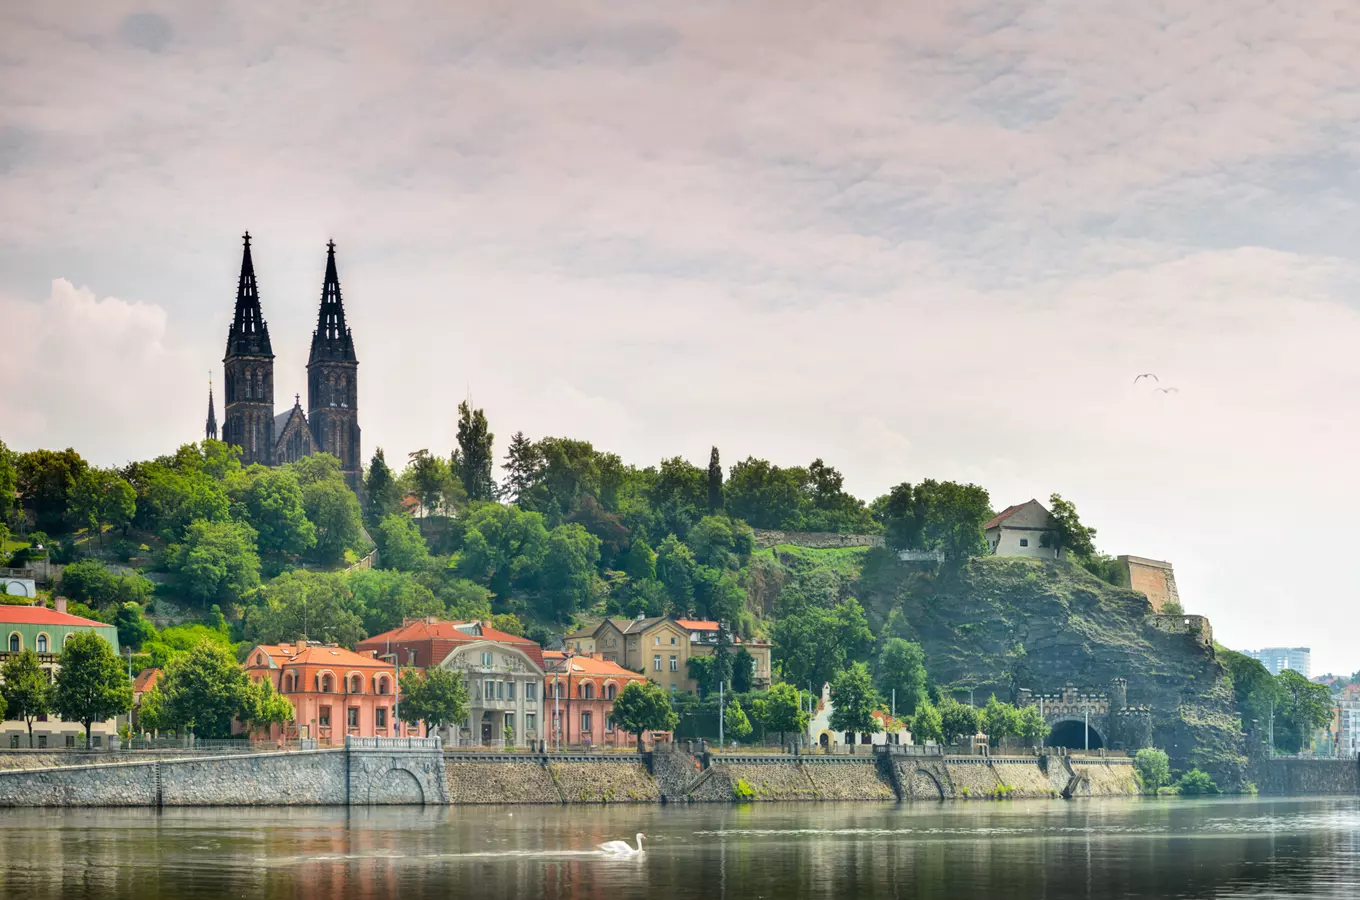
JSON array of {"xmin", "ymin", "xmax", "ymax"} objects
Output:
[{"xmin": 1, "ymin": 797, "xmax": 1357, "ymax": 899}]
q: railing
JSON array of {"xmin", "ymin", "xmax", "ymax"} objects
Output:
[
  {"xmin": 346, "ymin": 736, "xmax": 442, "ymax": 750},
  {"xmin": 119, "ymin": 737, "xmax": 319, "ymax": 753}
]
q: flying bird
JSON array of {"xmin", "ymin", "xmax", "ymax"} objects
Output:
[
  {"xmin": 1133, "ymin": 373, "xmax": 1159, "ymax": 384},
  {"xmin": 1154, "ymin": 387, "xmax": 1179, "ymax": 394}
]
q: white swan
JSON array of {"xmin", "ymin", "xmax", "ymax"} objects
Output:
[{"xmin": 598, "ymin": 833, "xmax": 646, "ymax": 855}]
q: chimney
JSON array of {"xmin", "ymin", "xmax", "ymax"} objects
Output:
[{"xmin": 54, "ymin": 596, "xmax": 67, "ymax": 614}]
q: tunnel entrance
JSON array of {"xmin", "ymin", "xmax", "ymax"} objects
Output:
[{"xmin": 1046, "ymin": 718, "xmax": 1104, "ymax": 750}]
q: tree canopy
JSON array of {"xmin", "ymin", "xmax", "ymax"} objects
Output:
[{"xmin": 52, "ymin": 632, "xmax": 132, "ymax": 747}]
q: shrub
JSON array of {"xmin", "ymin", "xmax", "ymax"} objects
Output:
[
  {"xmin": 733, "ymin": 778, "xmax": 756, "ymax": 802},
  {"xmin": 1134, "ymin": 748, "xmax": 1171, "ymax": 794},
  {"xmin": 112, "ymin": 539, "xmax": 138, "ymax": 562},
  {"xmin": 1175, "ymin": 769, "xmax": 1219, "ymax": 796}
]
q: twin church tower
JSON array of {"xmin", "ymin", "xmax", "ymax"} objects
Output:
[{"xmin": 206, "ymin": 233, "xmax": 361, "ymax": 487}]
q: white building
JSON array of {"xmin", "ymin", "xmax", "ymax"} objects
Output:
[
  {"xmin": 1338, "ymin": 701, "xmax": 1360, "ymax": 758},
  {"xmin": 807, "ymin": 683, "xmax": 911, "ymax": 749},
  {"xmin": 1243, "ymin": 647, "xmax": 1311, "ymax": 678},
  {"xmin": 984, "ymin": 499, "xmax": 1063, "ymax": 559},
  {"xmin": 437, "ymin": 639, "xmax": 545, "ymax": 748}
]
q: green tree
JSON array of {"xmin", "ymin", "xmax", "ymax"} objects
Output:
[
  {"xmin": 693, "ymin": 566, "xmax": 744, "ymax": 624},
  {"xmin": 243, "ymin": 676, "xmax": 295, "ymax": 736},
  {"xmin": 1015, "ymin": 704, "xmax": 1051, "ymax": 748},
  {"xmin": 648, "ymin": 456, "xmax": 707, "ymax": 539},
  {"xmin": 451, "ymin": 401, "xmax": 496, "ymax": 502},
  {"xmin": 1176, "ymin": 769, "xmax": 1219, "ymax": 795},
  {"xmin": 52, "ymin": 631, "xmax": 132, "ymax": 747},
  {"xmin": 707, "ymin": 446, "xmax": 723, "ymax": 512},
  {"xmin": 300, "ymin": 475, "xmax": 363, "ymax": 565},
  {"xmin": 724, "ymin": 697, "xmax": 753, "ymax": 742},
  {"xmin": 0, "ymin": 437, "xmax": 17, "ymax": 523},
  {"xmin": 982, "ymin": 695, "xmax": 1020, "ymax": 746},
  {"xmin": 16, "ymin": 448, "xmax": 88, "ymax": 532},
  {"xmin": 800, "ymin": 459, "xmax": 876, "ymax": 533},
  {"xmin": 623, "ymin": 538, "xmax": 657, "ymax": 582},
  {"xmin": 687, "ymin": 515, "xmax": 754, "ymax": 570},
  {"xmin": 137, "ymin": 462, "xmax": 230, "ymax": 539},
  {"xmin": 246, "ymin": 571, "xmax": 366, "ymax": 647},
  {"xmin": 610, "ymin": 680, "xmax": 679, "ymax": 752},
  {"xmin": 724, "ymin": 457, "xmax": 804, "ymax": 530},
  {"xmin": 59, "ymin": 560, "xmax": 152, "ymax": 609},
  {"xmin": 1134, "ymin": 748, "xmax": 1171, "ymax": 794},
  {"xmin": 432, "ymin": 575, "xmax": 495, "ymax": 621},
  {"xmin": 752, "ymin": 682, "xmax": 810, "ymax": 746},
  {"xmin": 1220, "ymin": 648, "xmax": 1282, "ymax": 736},
  {"xmin": 655, "ymin": 534, "xmax": 697, "ymax": 613},
  {"xmin": 771, "ymin": 597, "xmax": 872, "ymax": 691},
  {"xmin": 1, "ymin": 649, "xmax": 52, "ymax": 747},
  {"xmin": 456, "ymin": 504, "xmax": 549, "ymax": 598},
  {"xmin": 240, "ymin": 467, "xmax": 316, "ymax": 560},
  {"xmin": 363, "ymin": 448, "xmax": 402, "ymax": 525},
  {"xmin": 874, "ymin": 638, "xmax": 929, "ymax": 717},
  {"xmin": 499, "ymin": 431, "xmax": 541, "ymax": 505},
  {"xmin": 916, "ymin": 480, "xmax": 992, "ymax": 559},
  {"xmin": 407, "ymin": 449, "xmax": 444, "ymax": 517},
  {"xmin": 829, "ymin": 662, "xmax": 881, "ymax": 737},
  {"xmin": 873, "ymin": 482, "xmax": 926, "ymax": 551},
  {"xmin": 937, "ymin": 696, "xmax": 980, "ymax": 744},
  {"xmin": 1274, "ymin": 669, "xmax": 1334, "ymax": 753},
  {"xmin": 731, "ymin": 646, "xmax": 755, "ymax": 693},
  {"xmin": 170, "ymin": 518, "xmax": 261, "ymax": 606},
  {"xmin": 376, "ymin": 514, "xmax": 430, "ymax": 572},
  {"xmin": 113, "ymin": 602, "xmax": 156, "ymax": 651},
  {"xmin": 1042, "ymin": 493, "xmax": 1098, "ymax": 559},
  {"xmin": 349, "ymin": 568, "xmax": 444, "ymax": 636},
  {"xmin": 399, "ymin": 667, "xmax": 470, "ymax": 737},
  {"xmin": 157, "ymin": 640, "xmax": 256, "ymax": 738},
  {"xmin": 69, "ymin": 467, "xmax": 136, "ymax": 545},
  {"xmin": 538, "ymin": 524, "xmax": 602, "ymax": 620},
  {"xmin": 909, "ymin": 701, "xmax": 944, "ymax": 744}
]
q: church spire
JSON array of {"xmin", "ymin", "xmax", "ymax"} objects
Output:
[
  {"xmin": 226, "ymin": 231, "xmax": 272, "ymax": 356},
  {"xmin": 206, "ymin": 376, "xmax": 218, "ymax": 441},
  {"xmin": 308, "ymin": 239, "xmax": 356, "ymax": 363}
]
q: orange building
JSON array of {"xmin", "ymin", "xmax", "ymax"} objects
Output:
[
  {"xmin": 243, "ymin": 640, "xmax": 400, "ymax": 744},
  {"xmin": 543, "ymin": 651, "xmax": 667, "ymax": 749}
]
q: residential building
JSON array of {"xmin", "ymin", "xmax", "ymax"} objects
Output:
[
  {"xmin": 1338, "ymin": 700, "xmax": 1360, "ymax": 758},
  {"xmin": 984, "ymin": 499, "xmax": 1062, "ymax": 558},
  {"xmin": 131, "ymin": 667, "xmax": 162, "ymax": 733},
  {"xmin": 358, "ymin": 619, "xmax": 546, "ymax": 748},
  {"xmin": 807, "ymin": 683, "xmax": 911, "ymax": 749},
  {"xmin": 243, "ymin": 640, "xmax": 399, "ymax": 743},
  {"xmin": 1117, "ymin": 556, "xmax": 1181, "ymax": 612},
  {"xmin": 543, "ymin": 651, "xmax": 659, "ymax": 748},
  {"xmin": 1243, "ymin": 648, "xmax": 1312, "ymax": 678},
  {"xmin": 1, "ymin": 602, "xmax": 122, "ymax": 749},
  {"xmin": 566, "ymin": 616, "xmax": 772, "ymax": 694}
]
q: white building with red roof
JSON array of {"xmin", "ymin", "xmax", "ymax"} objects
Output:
[{"xmin": 983, "ymin": 499, "xmax": 1062, "ymax": 559}]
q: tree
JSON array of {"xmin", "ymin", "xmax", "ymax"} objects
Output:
[
  {"xmin": 800, "ymin": 459, "xmax": 876, "ymax": 533},
  {"xmin": 363, "ymin": 448, "xmax": 402, "ymax": 525},
  {"xmin": 451, "ymin": 401, "xmax": 496, "ymax": 502},
  {"xmin": 828, "ymin": 662, "xmax": 881, "ymax": 737},
  {"xmin": 1, "ymin": 649, "xmax": 52, "ymax": 747},
  {"xmin": 622, "ymin": 538, "xmax": 657, "ymax": 583},
  {"xmin": 399, "ymin": 667, "xmax": 470, "ymax": 737},
  {"xmin": 874, "ymin": 483, "xmax": 926, "ymax": 552},
  {"xmin": 240, "ymin": 467, "xmax": 316, "ymax": 560},
  {"xmin": 0, "ymin": 437, "xmax": 16, "ymax": 523},
  {"xmin": 376, "ymin": 514, "xmax": 430, "ymax": 572},
  {"xmin": 69, "ymin": 467, "xmax": 136, "ymax": 545},
  {"xmin": 874, "ymin": 638, "xmax": 929, "ymax": 717},
  {"xmin": 171, "ymin": 518, "xmax": 261, "ymax": 606},
  {"xmin": 1274, "ymin": 669, "xmax": 1334, "ymax": 754},
  {"xmin": 752, "ymin": 682, "xmax": 810, "ymax": 746},
  {"xmin": 731, "ymin": 646, "xmax": 755, "ymax": 693},
  {"xmin": 1176, "ymin": 769, "xmax": 1219, "ymax": 795},
  {"xmin": 938, "ymin": 696, "xmax": 980, "ymax": 744},
  {"xmin": 724, "ymin": 457, "xmax": 805, "ymax": 530},
  {"xmin": 1134, "ymin": 748, "xmax": 1171, "ymax": 794},
  {"xmin": 243, "ymin": 676, "xmax": 295, "ymax": 737},
  {"xmin": 982, "ymin": 695, "xmax": 1019, "ymax": 746},
  {"xmin": 909, "ymin": 701, "xmax": 944, "ymax": 745},
  {"xmin": 916, "ymin": 480, "xmax": 991, "ymax": 559},
  {"xmin": 456, "ymin": 503, "xmax": 549, "ymax": 598},
  {"xmin": 611, "ymin": 680, "xmax": 679, "ymax": 751},
  {"xmin": 406, "ymin": 450, "xmax": 456, "ymax": 517},
  {"xmin": 52, "ymin": 631, "xmax": 132, "ymax": 747},
  {"xmin": 1220, "ymin": 648, "xmax": 1282, "ymax": 736},
  {"xmin": 247, "ymin": 571, "xmax": 366, "ymax": 647},
  {"xmin": 113, "ymin": 602, "xmax": 156, "ymax": 651},
  {"xmin": 707, "ymin": 446, "xmax": 723, "ymax": 512},
  {"xmin": 655, "ymin": 535, "xmax": 696, "ymax": 613},
  {"xmin": 156, "ymin": 640, "xmax": 257, "ymax": 738},
  {"xmin": 771, "ymin": 597, "xmax": 872, "ymax": 691},
  {"xmin": 499, "ymin": 431, "xmax": 541, "ymax": 505},
  {"xmin": 1042, "ymin": 493, "xmax": 1098, "ymax": 559},
  {"xmin": 688, "ymin": 515, "xmax": 754, "ymax": 570},
  {"xmin": 16, "ymin": 448, "xmax": 88, "ymax": 532},
  {"xmin": 537, "ymin": 524, "xmax": 602, "ymax": 621},
  {"xmin": 693, "ymin": 566, "xmax": 744, "ymax": 624},
  {"xmin": 724, "ymin": 697, "xmax": 753, "ymax": 742},
  {"xmin": 300, "ymin": 476, "xmax": 364, "ymax": 565},
  {"xmin": 1015, "ymin": 705, "xmax": 1051, "ymax": 748},
  {"xmin": 349, "ymin": 568, "xmax": 443, "ymax": 637}
]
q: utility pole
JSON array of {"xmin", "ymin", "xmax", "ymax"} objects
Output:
[
  {"xmin": 891, "ymin": 688, "xmax": 896, "ymax": 721},
  {"xmin": 718, "ymin": 679, "xmax": 725, "ymax": 748},
  {"xmin": 1084, "ymin": 701, "xmax": 1090, "ymax": 752}
]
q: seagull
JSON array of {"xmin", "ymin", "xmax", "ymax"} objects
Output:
[
  {"xmin": 1154, "ymin": 387, "xmax": 1179, "ymax": 394},
  {"xmin": 1133, "ymin": 373, "xmax": 1159, "ymax": 384}
]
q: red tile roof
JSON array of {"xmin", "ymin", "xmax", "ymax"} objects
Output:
[
  {"xmin": 248, "ymin": 643, "xmax": 391, "ymax": 670},
  {"xmin": 982, "ymin": 502, "xmax": 1026, "ymax": 531},
  {"xmin": 0, "ymin": 605, "xmax": 110, "ymax": 628},
  {"xmin": 675, "ymin": 619, "xmax": 720, "ymax": 631},
  {"xmin": 546, "ymin": 652, "xmax": 646, "ymax": 679},
  {"xmin": 357, "ymin": 619, "xmax": 545, "ymax": 670},
  {"xmin": 133, "ymin": 668, "xmax": 162, "ymax": 694}
]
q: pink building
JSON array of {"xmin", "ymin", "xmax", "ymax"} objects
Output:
[{"xmin": 243, "ymin": 640, "xmax": 400, "ymax": 743}]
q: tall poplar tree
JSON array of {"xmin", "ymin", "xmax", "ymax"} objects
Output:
[
  {"xmin": 451, "ymin": 401, "xmax": 496, "ymax": 502},
  {"xmin": 364, "ymin": 448, "xmax": 401, "ymax": 524},
  {"xmin": 707, "ymin": 446, "xmax": 723, "ymax": 512},
  {"xmin": 499, "ymin": 431, "xmax": 541, "ymax": 505}
]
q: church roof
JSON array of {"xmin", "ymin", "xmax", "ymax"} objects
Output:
[
  {"xmin": 225, "ymin": 232, "xmax": 273, "ymax": 358},
  {"xmin": 308, "ymin": 240, "xmax": 357, "ymax": 365}
]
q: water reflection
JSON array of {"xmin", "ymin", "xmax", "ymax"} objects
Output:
[{"xmin": 0, "ymin": 798, "xmax": 1357, "ymax": 899}]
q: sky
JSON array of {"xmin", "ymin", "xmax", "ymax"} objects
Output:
[{"xmin": 3, "ymin": 1, "xmax": 1360, "ymax": 674}]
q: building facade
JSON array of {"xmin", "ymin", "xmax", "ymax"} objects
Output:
[
  {"xmin": 1, "ymin": 604, "xmax": 122, "ymax": 748},
  {"xmin": 808, "ymin": 682, "xmax": 911, "ymax": 749},
  {"xmin": 216, "ymin": 233, "xmax": 362, "ymax": 486},
  {"xmin": 243, "ymin": 641, "xmax": 398, "ymax": 743},
  {"xmin": 564, "ymin": 616, "xmax": 772, "ymax": 695},
  {"xmin": 1244, "ymin": 648, "xmax": 1312, "ymax": 678},
  {"xmin": 1117, "ymin": 555, "xmax": 1181, "ymax": 612},
  {"xmin": 543, "ymin": 651, "xmax": 651, "ymax": 748},
  {"xmin": 984, "ymin": 499, "xmax": 1063, "ymax": 558}
]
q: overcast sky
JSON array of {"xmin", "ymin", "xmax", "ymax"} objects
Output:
[{"xmin": 3, "ymin": 1, "xmax": 1360, "ymax": 674}]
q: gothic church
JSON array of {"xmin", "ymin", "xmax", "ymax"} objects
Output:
[{"xmin": 206, "ymin": 233, "xmax": 361, "ymax": 486}]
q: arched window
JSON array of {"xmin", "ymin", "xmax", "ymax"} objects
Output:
[
  {"xmin": 36, "ymin": 634, "xmax": 48, "ymax": 653},
  {"xmin": 7, "ymin": 633, "xmax": 19, "ymax": 653},
  {"xmin": 376, "ymin": 677, "xmax": 389, "ymax": 696},
  {"xmin": 254, "ymin": 654, "xmax": 263, "ymax": 666},
  {"xmin": 605, "ymin": 684, "xmax": 617, "ymax": 700},
  {"xmin": 320, "ymin": 674, "xmax": 333, "ymax": 693},
  {"xmin": 287, "ymin": 672, "xmax": 299, "ymax": 693},
  {"xmin": 581, "ymin": 682, "xmax": 594, "ymax": 700},
  {"xmin": 349, "ymin": 675, "xmax": 362, "ymax": 694}
]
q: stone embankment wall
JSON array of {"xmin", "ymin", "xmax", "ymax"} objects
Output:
[
  {"xmin": 548, "ymin": 761, "xmax": 660, "ymax": 803},
  {"xmin": 1069, "ymin": 760, "xmax": 1140, "ymax": 797},
  {"xmin": 446, "ymin": 761, "xmax": 561, "ymax": 804},
  {"xmin": 1254, "ymin": 759, "xmax": 1360, "ymax": 796}
]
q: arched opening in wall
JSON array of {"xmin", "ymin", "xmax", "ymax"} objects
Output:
[{"xmin": 1046, "ymin": 719, "xmax": 1105, "ymax": 751}]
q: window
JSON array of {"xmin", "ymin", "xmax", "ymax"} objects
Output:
[
  {"xmin": 37, "ymin": 735, "xmax": 47, "ymax": 749},
  {"xmin": 288, "ymin": 672, "xmax": 300, "ymax": 693},
  {"xmin": 347, "ymin": 707, "xmax": 359, "ymax": 728},
  {"xmin": 407, "ymin": 649, "xmax": 417, "ymax": 665},
  {"xmin": 350, "ymin": 675, "xmax": 362, "ymax": 694},
  {"xmin": 484, "ymin": 680, "xmax": 495, "ymax": 700},
  {"xmin": 526, "ymin": 683, "xmax": 537, "ymax": 701},
  {"xmin": 669, "ymin": 684, "xmax": 676, "ymax": 693},
  {"xmin": 9, "ymin": 735, "xmax": 17, "ymax": 748},
  {"xmin": 319, "ymin": 706, "xmax": 332, "ymax": 727},
  {"xmin": 7, "ymin": 634, "xmax": 18, "ymax": 653},
  {"xmin": 254, "ymin": 654, "xmax": 263, "ymax": 666},
  {"xmin": 36, "ymin": 634, "xmax": 48, "ymax": 653},
  {"xmin": 605, "ymin": 715, "xmax": 614, "ymax": 733},
  {"xmin": 376, "ymin": 707, "xmax": 388, "ymax": 729},
  {"xmin": 376, "ymin": 677, "xmax": 389, "ymax": 695},
  {"xmin": 581, "ymin": 683, "xmax": 594, "ymax": 700},
  {"xmin": 507, "ymin": 681, "xmax": 515, "ymax": 701},
  {"xmin": 481, "ymin": 651, "xmax": 493, "ymax": 667},
  {"xmin": 65, "ymin": 734, "xmax": 76, "ymax": 748},
  {"xmin": 320, "ymin": 674, "xmax": 333, "ymax": 693},
  {"xmin": 669, "ymin": 656, "xmax": 678, "ymax": 672},
  {"xmin": 504, "ymin": 713, "xmax": 515, "ymax": 735},
  {"xmin": 605, "ymin": 684, "xmax": 616, "ymax": 700},
  {"xmin": 581, "ymin": 711, "xmax": 592, "ymax": 733},
  {"xmin": 654, "ymin": 636, "xmax": 660, "ymax": 646},
  {"xmin": 1019, "ymin": 538, "xmax": 1029, "ymax": 547},
  {"xmin": 653, "ymin": 655, "xmax": 661, "ymax": 671},
  {"xmin": 526, "ymin": 713, "xmax": 537, "ymax": 734},
  {"xmin": 670, "ymin": 636, "xmax": 676, "ymax": 645}
]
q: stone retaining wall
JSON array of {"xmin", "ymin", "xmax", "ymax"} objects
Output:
[
  {"xmin": 1070, "ymin": 761, "xmax": 1140, "ymax": 797},
  {"xmin": 650, "ymin": 751, "xmax": 703, "ymax": 801},
  {"xmin": 1254, "ymin": 758, "xmax": 1360, "ymax": 796},
  {"xmin": 725, "ymin": 763, "xmax": 820, "ymax": 800},
  {"xmin": 753, "ymin": 530, "xmax": 884, "ymax": 549},
  {"xmin": 802, "ymin": 761, "xmax": 897, "ymax": 800},
  {"xmin": 548, "ymin": 761, "xmax": 660, "ymax": 803},
  {"xmin": 990, "ymin": 758, "xmax": 1064, "ymax": 799},
  {"xmin": 944, "ymin": 759, "xmax": 1004, "ymax": 799},
  {"xmin": 446, "ymin": 761, "xmax": 561, "ymax": 804},
  {"xmin": 0, "ymin": 758, "xmax": 158, "ymax": 807}
]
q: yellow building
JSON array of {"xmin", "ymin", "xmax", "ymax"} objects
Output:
[{"xmin": 565, "ymin": 616, "xmax": 772, "ymax": 695}]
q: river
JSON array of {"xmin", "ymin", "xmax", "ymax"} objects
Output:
[{"xmin": 1, "ymin": 797, "xmax": 1357, "ymax": 898}]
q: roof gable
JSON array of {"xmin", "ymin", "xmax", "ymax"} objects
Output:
[{"xmin": 983, "ymin": 499, "xmax": 1053, "ymax": 531}]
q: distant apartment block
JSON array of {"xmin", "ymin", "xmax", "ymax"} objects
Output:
[{"xmin": 1243, "ymin": 647, "xmax": 1312, "ymax": 678}]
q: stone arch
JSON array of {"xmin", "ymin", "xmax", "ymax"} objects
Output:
[
  {"xmin": 369, "ymin": 767, "xmax": 425, "ymax": 805},
  {"xmin": 1046, "ymin": 717, "xmax": 1105, "ymax": 750},
  {"xmin": 909, "ymin": 769, "xmax": 945, "ymax": 800}
]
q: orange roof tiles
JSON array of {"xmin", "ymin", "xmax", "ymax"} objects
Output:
[
  {"xmin": 0, "ymin": 605, "xmax": 109, "ymax": 628},
  {"xmin": 357, "ymin": 619, "xmax": 545, "ymax": 670}
]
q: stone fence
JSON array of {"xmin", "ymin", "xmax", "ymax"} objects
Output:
[
  {"xmin": 1145, "ymin": 614, "xmax": 1214, "ymax": 647},
  {"xmin": 752, "ymin": 529, "xmax": 885, "ymax": 550}
]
